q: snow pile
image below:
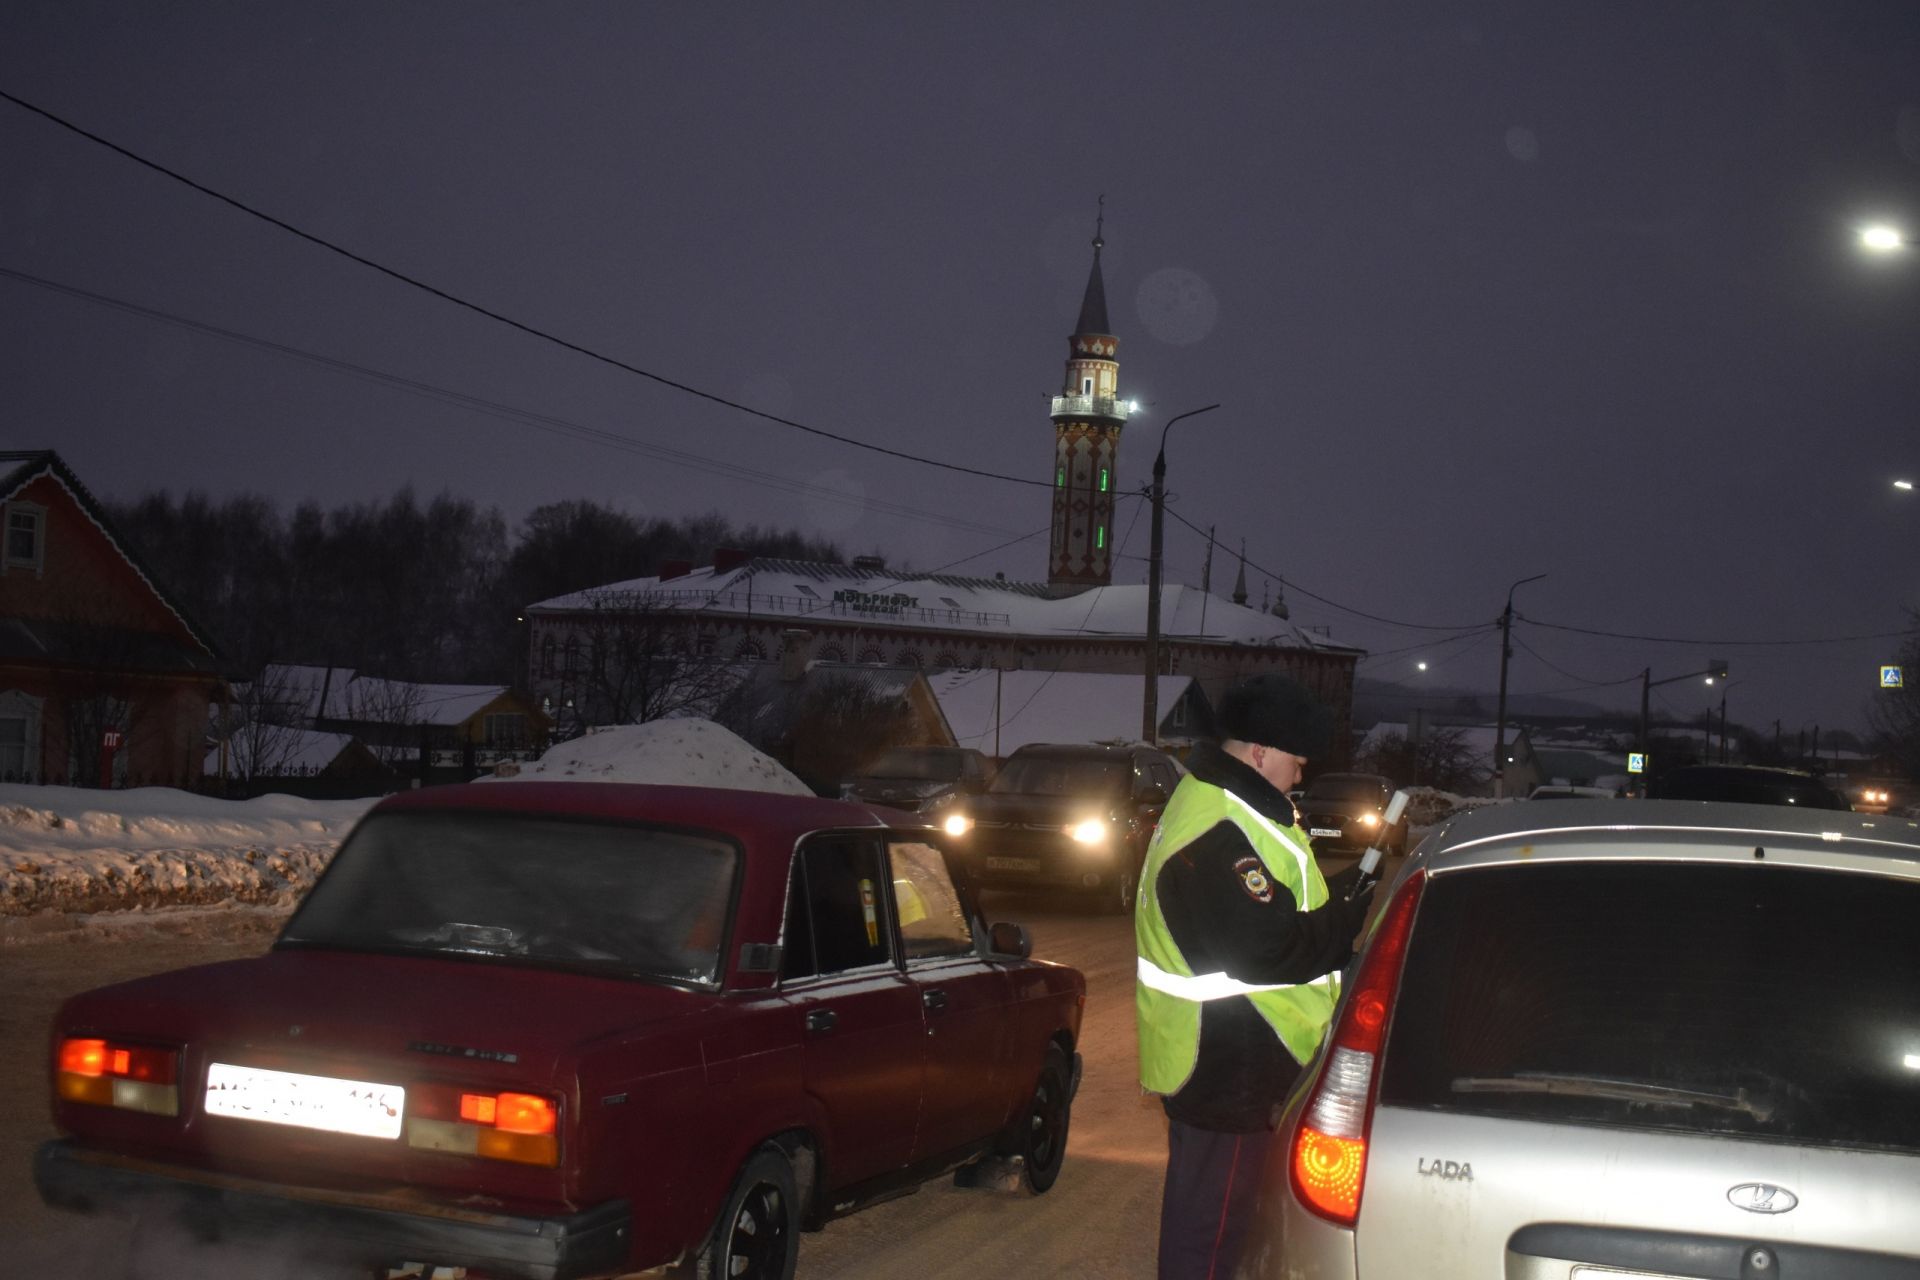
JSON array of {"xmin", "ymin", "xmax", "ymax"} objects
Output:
[
  {"xmin": 0, "ymin": 785, "xmax": 375, "ymax": 920},
  {"xmin": 488, "ymin": 719, "xmax": 811, "ymax": 795}
]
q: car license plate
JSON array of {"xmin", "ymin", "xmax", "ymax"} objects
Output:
[
  {"xmin": 985, "ymin": 856, "xmax": 1040, "ymax": 871},
  {"xmin": 204, "ymin": 1062, "xmax": 404, "ymax": 1140},
  {"xmin": 1309, "ymin": 827, "xmax": 1343, "ymax": 839}
]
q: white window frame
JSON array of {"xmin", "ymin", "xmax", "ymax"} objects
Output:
[{"xmin": 3, "ymin": 501, "xmax": 46, "ymax": 575}]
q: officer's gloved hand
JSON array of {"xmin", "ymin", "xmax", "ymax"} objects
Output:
[
  {"xmin": 1341, "ymin": 881, "xmax": 1377, "ymax": 938},
  {"xmin": 1324, "ymin": 864, "xmax": 1366, "ymax": 900}
]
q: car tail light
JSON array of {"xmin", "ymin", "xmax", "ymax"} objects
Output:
[
  {"xmin": 408, "ymin": 1087, "xmax": 560, "ymax": 1166},
  {"xmin": 1289, "ymin": 869, "xmax": 1426, "ymax": 1227},
  {"xmin": 55, "ymin": 1036, "xmax": 179, "ymax": 1116}
]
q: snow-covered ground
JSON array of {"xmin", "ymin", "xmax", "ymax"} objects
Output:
[{"xmin": 1, "ymin": 720, "xmax": 807, "ymax": 936}]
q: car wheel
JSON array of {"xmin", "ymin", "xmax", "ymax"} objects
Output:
[
  {"xmin": 697, "ymin": 1148, "xmax": 799, "ymax": 1280},
  {"xmin": 1004, "ymin": 1045, "xmax": 1072, "ymax": 1194}
]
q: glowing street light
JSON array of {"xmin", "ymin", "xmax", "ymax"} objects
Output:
[
  {"xmin": 1898, "ymin": 479, "xmax": 1914, "ymax": 492},
  {"xmin": 1861, "ymin": 225, "xmax": 1908, "ymax": 253}
]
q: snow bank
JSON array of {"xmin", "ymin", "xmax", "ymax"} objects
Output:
[
  {"xmin": 0, "ymin": 785, "xmax": 374, "ymax": 921},
  {"xmin": 487, "ymin": 719, "xmax": 811, "ymax": 794},
  {"xmin": 2, "ymin": 721, "xmax": 809, "ymax": 928}
]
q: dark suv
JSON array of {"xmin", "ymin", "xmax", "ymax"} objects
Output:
[
  {"xmin": 941, "ymin": 743, "xmax": 1182, "ymax": 912},
  {"xmin": 1297, "ymin": 772, "xmax": 1403, "ymax": 855},
  {"xmin": 842, "ymin": 745, "xmax": 995, "ymax": 814},
  {"xmin": 1646, "ymin": 763, "xmax": 1850, "ymax": 809}
]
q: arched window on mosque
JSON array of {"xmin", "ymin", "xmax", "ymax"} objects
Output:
[
  {"xmin": 735, "ymin": 638, "xmax": 765, "ymax": 661},
  {"xmin": 818, "ymin": 644, "xmax": 847, "ymax": 663},
  {"xmin": 858, "ymin": 647, "xmax": 885, "ymax": 665},
  {"xmin": 931, "ymin": 652, "xmax": 959, "ymax": 670}
]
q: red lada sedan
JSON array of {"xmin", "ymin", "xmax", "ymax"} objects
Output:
[{"xmin": 35, "ymin": 782, "xmax": 1086, "ymax": 1279}]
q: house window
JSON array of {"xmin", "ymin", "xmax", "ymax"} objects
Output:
[
  {"xmin": 0, "ymin": 715, "xmax": 27, "ymax": 779},
  {"xmin": 540, "ymin": 636, "xmax": 556, "ymax": 679},
  {"xmin": 858, "ymin": 647, "xmax": 885, "ymax": 665},
  {"xmin": 735, "ymin": 638, "xmax": 765, "ymax": 660},
  {"xmin": 4, "ymin": 503, "xmax": 45, "ymax": 573},
  {"xmin": 818, "ymin": 644, "xmax": 847, "ymax": 663},
  {"xmin": 1081, "ymin": 377, "xmax": 1093, "ymax": 395},
  {"xmin": 484, "ymin": 713, "xmax": 525, "ymax": 747}
]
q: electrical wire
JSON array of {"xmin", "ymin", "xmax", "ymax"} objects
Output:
[
  {"xmin": 0, "ymin": 264, "xmax": 1027, "ymax": 540},
  {"xmin": 1521, "ymin": 615, "xmax": 1920, "ymax": 648},
  {"xmin": 0, "ymin": 88, "xmax": 1048, "ymax": 490},
  {"xmin": 1508, "ymin": 632, "xmax": 1647, "ymax": 689}
]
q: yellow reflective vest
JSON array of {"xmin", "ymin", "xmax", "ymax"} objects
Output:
[{"xmin": 1135, "ymin": 775, "xmax": 1341, "ymax": 1096}]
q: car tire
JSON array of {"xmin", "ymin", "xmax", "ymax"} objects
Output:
[
  {"xmin": 1000, "ymin": 1045, "xmax": 1072, "ymax": 1194},
  {"xmin": 696, "ymin": 1148, "xmax": 800, "ymax": 1280}
]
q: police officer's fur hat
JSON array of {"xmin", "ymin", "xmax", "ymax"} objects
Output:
[{"xmin": 1213, "ymin": 674, "xmax": 1333, "ymax": 759}]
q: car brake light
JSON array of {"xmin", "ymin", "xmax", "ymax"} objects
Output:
[
  {"xmin": 409, "ymin": 1087, "xmax": 559, "ymax": 1166},
  {"xmin": 55, "ymin": 1036, "xmax": 179, "ymax": 1116},
  {"xmin": 1289, "ymin": 869, "xmax": 1426, "ymax": 1227}
]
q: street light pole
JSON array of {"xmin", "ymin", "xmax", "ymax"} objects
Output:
[
  {"xmin": 1492, "ymin": 573, "xmax": 1546, "ymax": 798},
  {"xmin": 1144, "ymin": 403, "xmax": 1221, "ymax": 744}
]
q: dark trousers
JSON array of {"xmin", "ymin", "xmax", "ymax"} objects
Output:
[{"xmin": 1157, "ymin": 1116, "xmax": 1274, "ymax": 1280}]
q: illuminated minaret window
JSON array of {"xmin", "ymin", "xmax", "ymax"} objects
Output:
[{"xmin": 1048, "ymin": 202, "xmax": 1131, "ymax": 588}]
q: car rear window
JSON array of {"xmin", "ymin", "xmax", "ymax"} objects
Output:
[
  {"xmin": 1379, "ymin": 860, "xmax": 1920, "ymax": 1154},
  {"xmin": 281, "ymin": 811, "xmax": 738, "ymax": 986}
]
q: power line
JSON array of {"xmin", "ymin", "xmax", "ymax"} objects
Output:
[
  {"xmin": 0, "ymin": 264, "xmax": 1027, "ymax": 540},
  {"xmin": 1509, "ymin": 632, "xmax": 1646, "ymax": 689},
  {"xmin": 0, "ymin": 87, "xmax": 1048, "ymax": 491},
  {"xmin": 1520, "ymin": 615, "xmax": 1920, "ymax": 648},
  {"xmin": 1160, "ymin": 505, "xmax": 1490, "ymax": 631}
]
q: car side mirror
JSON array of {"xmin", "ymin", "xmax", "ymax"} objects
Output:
[
  {"xmin": 988, "ymin": 921, "xmax": 1032, "ymax": 959},
  {"xmin": 1139, "ymin": 784, "xmax": 1170, "ymax": 805}
]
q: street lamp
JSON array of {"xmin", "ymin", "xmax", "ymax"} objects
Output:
[
  {"xmin": 1491, "ymin": 573, "xmax": 1546, "ymax": 798},
  {"xmin": 1861, "ymin": 224, "xmax": 1909, "ymax": 254},
  {"xmin": 1637, "ymin": 658, "xmax": 1730, "ymax": 779},
  {"xmin": 1143, "ymin": 403, "xmax": 1221, "ymax": 743}
]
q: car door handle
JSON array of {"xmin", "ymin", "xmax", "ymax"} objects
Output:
[
  {"xmin": 805, "ymin": 1009, "xmax": 837, "ymax": 1033},
  {"xmin": 922, "ymin": 989, "xmax": 948, "ymax": 1012}
]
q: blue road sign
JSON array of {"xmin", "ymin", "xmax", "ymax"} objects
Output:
[
  {"xmin": 1883, "ymin": 666, "xmax": 1905, "ymax": 689},
  {"xmin": 1628, "ymin": 752, "xmax": 1647, "ymax": 774}
]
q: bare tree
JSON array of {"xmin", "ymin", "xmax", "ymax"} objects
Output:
[
  {"xmin": 211, "ymin": 665, "xmax": 317, "ymax": 783},
  {"xmin": 1355, "ymin": 726, "xmax": 1488, "ymax": 794},
  {"xmin": 560, "ymin": 590, "xmax": 742, "ymax": 727},
  {"xmin": 335, "ymin": 677, "xmax": 428, "ymax": 767}
]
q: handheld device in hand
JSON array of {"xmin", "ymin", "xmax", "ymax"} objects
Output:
[{"xmin": 1345, "ymin": 789, "xmax": 1410, "ymax": 901}]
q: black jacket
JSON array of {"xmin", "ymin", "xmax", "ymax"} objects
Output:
[{"xmin": 1155, "ymin": 741, "xmax": 1362, "ymax": 1132}]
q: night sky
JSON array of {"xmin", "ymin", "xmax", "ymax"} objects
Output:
[{"xmin": 4, "ymin": 3, "xmax": 1917, "ymax": 738}]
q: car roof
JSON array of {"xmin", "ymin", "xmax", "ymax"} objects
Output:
[
  {"xmin": 1007, "ymin": 742, "xmax": 1161, "ymax": 759},
  {"xmin": 1420, "ymin": 798, "xmax": 1920, "ymax": 875},
  {"xmin": 1660, "ymin": 763, "xmax": 1822, "ymax": 780},
  {"xmin": 371, "ymin": 781, "xmax": 907, "ymax": 845}
]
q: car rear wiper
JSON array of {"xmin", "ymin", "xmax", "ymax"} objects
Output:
[{"xmin": 1450, "ymin": 1072, "xmax": 1775, "ymax": 1121}]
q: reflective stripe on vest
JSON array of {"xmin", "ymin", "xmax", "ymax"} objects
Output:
[{"xmin": 1137, "ymin": 955, "xmax": 1335, "ymax": 1001}]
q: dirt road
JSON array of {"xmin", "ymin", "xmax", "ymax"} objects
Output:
[{"xmin": 1, "ymin": 895, "xmax": 1168, "ymax": 1278}]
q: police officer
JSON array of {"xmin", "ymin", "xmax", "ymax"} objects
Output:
[{"xmin": 1135, "ymin": 674, "xmax": 1375, "ymax": 1280}]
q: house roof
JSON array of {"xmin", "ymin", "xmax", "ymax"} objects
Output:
[
  {"xmin": 206, "ymin": 727, "xmax": 362, "ymax": 776},
  {"xmin": 324, "ymin": 677, "xmax": 523, "ymax": 727},
  {"xmin": 0, "ymin": 450, "xmax": 222, "ymax": 663},
  {"xmin": 929, "ymin": 669, "xmax": 1199, "ymax": 755},
  {"xmin": 527, "ymin": 556, "xmax": 1356, "ymax": 655}
]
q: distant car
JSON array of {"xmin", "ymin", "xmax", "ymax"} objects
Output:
[
  {"xmin": 1297, "ymin": 772, "xmax": 1404, "ymax": 855},
  {"xmin": 841, "ymin": 745, "xmax": 995, "ymax": 813},
  {"xmin": 1646, "ymin": 763, "xmax": 1850, "ymax": 809},
  {"xmin": 35, "ymin": 783, "xmax": 1085, "ymax": 1280},
  {"xmin": 941, "ymin": 743, "xmax": 1182, "ymax": 912},
  {"xmin": 1850, "ymin": 778, "xmax": 1902, "ymax": 814},
  {"xmin": 1526, "ymin": 784, "xmax": 1618, "ymax": 800},
  {"xmin": 1250, "ymin": 798, "xmax": 1920, "ymax": 1276}
]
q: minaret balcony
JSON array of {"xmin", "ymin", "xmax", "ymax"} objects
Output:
[{"xmin": 1050, "ymin": 393, "xmax": 1133, "ymax": 421}]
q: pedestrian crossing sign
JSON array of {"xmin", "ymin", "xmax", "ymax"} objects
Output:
[
  {"xmin": 1884, "ymin": 666, "xmax": 1905, "ymax": 689},
  {"xmin": 1628, "ymin": 752, "xmax": 1646, "ymax": 774}
]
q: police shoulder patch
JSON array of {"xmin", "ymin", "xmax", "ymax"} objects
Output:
[{"xmin": 1233, "ymin": 856, "xmax": 1274, "ymax": 904}]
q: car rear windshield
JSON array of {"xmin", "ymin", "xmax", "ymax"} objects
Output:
[
  {"xmin": 990, "ymin": 755, "xmax": 1129, "ymax": 796},
  {"xmin": 1380, "ymin": 860, "xmax": 1920, "ymax": 1154},
  {"xmin": 280, "ymin": 810, "xmax": 738, "ymax": 986},
  {"xmin": 863, "ymin": 748, "xmax": 965, "ymax": 781}
]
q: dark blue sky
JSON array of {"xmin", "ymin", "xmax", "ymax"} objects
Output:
[{"xmin": 3, "ymin": 2, "xmax": 1916, "ymax": 736}]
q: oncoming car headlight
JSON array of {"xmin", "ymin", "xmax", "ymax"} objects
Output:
[
  {"xmin": 1068, "ymin": 818, "xmax": 1109, "ymax": 845},
  {"xmin": 1360, "ymin": 812, "xmax": 1380, "ymax": 828},
  {"xmin": 942, "ymin": 812, "xmax": 973, "ymax": 837}
]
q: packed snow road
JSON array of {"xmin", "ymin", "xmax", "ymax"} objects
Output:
[{"xmin": 1, "ymin": 893, "xmax": 1169, "ymax": 1278}]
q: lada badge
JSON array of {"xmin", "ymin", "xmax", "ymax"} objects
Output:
[{"xmin": 1727, "ymin": 1182, "xmax": 1798, "ymax": 1214}]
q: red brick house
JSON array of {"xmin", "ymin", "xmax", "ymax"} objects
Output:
[{"xmin": 0, "ymin": 450, "xmax": 223, "ymax": 787}]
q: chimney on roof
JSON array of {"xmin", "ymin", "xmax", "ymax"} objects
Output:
[
  {"xmin": 659, "ymin": 559, "xmax": 692, "ymax": 581},
  {"xmin": 713, "ymin": 547, "xmax": 751, "ymax": 574},
  {"xmin": 780, "ymin": 629, "xmax": 812, "ymax": 682}
]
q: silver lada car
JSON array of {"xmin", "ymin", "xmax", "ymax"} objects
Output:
[{"xmin": 1244, "ymin": 798, "xmax": 1920, "ymax": 1277}]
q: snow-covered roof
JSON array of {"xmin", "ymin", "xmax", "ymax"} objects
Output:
[
  {"xmin": 486, "ymin": 719, "xmax": 811, "ymax": 794},
  {"xmin": 929, "ymin": 670, "xmax": 1198, "ymax": 755},
  {"xmin": 527, "ymin": 557, "xmax": 1351, "ymax": 652},
  {"xmin": 326, "ymin": 678, "xmax": 518, "ymax": 726},
  {"xmin": 204, "ymin": 727, "xmax": 363, "ymax": 776}
]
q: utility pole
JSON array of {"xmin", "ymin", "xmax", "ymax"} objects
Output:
[
  {"xmin": 1492, "ymin": 574, "xmax": 1546, "ymax": 798},
  {"xmin": 1143, "ymin": 404, "xmax": 1220, "ymax": 744}
]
